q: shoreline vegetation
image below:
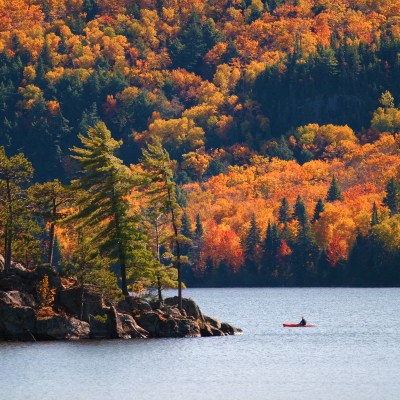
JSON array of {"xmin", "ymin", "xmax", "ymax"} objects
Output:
[
  {"xmin": 1, "ymin": 0, "xmax": 400, "ymax": 297},
  {"xmin": 0, "ymin": 262, "xmax": 241, "ymax": 341}
]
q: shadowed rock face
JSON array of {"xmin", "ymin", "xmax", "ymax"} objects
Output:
[
  {"xmin": 36, "ymin": 316, "xmax": 90, "ymax": 340},
  {"xmin": 0, "ymin": 265, "xmax": 241, "ymax": 341}
]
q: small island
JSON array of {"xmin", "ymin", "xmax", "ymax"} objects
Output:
[{"xmin": 0, "ymin": 261, "xmax": 241, "ymax": 341}]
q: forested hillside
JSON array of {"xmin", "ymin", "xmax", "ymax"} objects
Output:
[{"xmin": 1, "ymin": 0, "xmax": 400, "ymax": 289}]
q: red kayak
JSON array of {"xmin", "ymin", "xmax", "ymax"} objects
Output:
[{"xmin": 283, "ymin": 323, "xmax": 316, "ymax": 327}]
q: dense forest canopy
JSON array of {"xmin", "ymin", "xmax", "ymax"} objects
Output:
[{"xmin": 1, "ymin": 0, "xmax": 400, "ymax": 289}]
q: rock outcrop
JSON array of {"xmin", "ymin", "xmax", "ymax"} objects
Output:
[{"xmin": 0, "ymin": 265, "xmax": 242, "ymax": 341}]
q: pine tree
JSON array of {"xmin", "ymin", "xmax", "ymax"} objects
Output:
[
  {"xmin": 262, "ymin": 221, "xmax": 280, "ymax": 281},
  {"xmin": 274, "ymin": 136, "xmax": 294, "ymax": 160},
  {"xmin": 29, "ymin": 180, "xmax": 74, "ymax": 266},
  {"xmin": 292, "ymin": 223, "xmax": 318, "ymax": 285},
  {"xmin": 222, "ymin": 39, "xmax": 239, "ymax": 63},
  {"xmin": 79, "ymin": 103, "xmax": 101, "ymax": 134},
  {"xmin": 70, "ymin": 122, "xmax": 144, "ymax": 296},
  {"xmin": 278, "ymin": 197, "xmax": 291, "ymax": 224},
  {"xmin": 141, "ymin": 139, "xmax": 190, "ymax": 310},
  {"xmin": 195, "ymin": 214, "xmax": 203, "ymax": 238},
  {"xmin": 0, "ymin": 147, "xmax": 35, "ymax": 271},
  {"xmin": 143, "ymin": 207, "xmax": 177, "ymax": 306},
  {"xmin": 371, "ymin": 202, "xmax": 379, "ymax": 226},
  {"xmin": 244, "ymin": 213, "xmax": 261, "ymax": 256},
  {"xmin": 382, "ymin": 177, "xmax": 398, "ymax": 216},
  {"xmin": 326, "ymin": 176, "xmax": 344, "ymax": 202},
  {"xmin": 83, "ymin": 0, "xmax": 99, "ymax": 21},
  {"xmin": 293, "ymin": 195, "xmax": 308, "ymax": 227},
  {"xmin": 312, "ymin": 199, "xmax": 325, "ymax": 223}
]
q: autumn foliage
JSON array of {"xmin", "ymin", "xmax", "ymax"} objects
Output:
[{"xmin": 1, "ymin": 1, "xmax": 400, "ymax": 287}]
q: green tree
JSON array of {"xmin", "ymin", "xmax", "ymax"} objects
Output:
[
  {"xmin": 70, "ymin": 122, "xmax": 139, "ymax": 296},
  {"xmin": 243, "ymin": 213, "xmax": 261, "ymax": 256},
  {"xmin": 29, "ymin": 179, "xmax": 74, "ymax": 266},
  {"xmin": 143, "ymin": 206, "xmax": 178, "ymax": 307},
  {"xmin": 141, "ymin": 139, "xmax": 190, "ymax": 310},
  {"xmin": 371, "ymin": 202, "xmax": 379, "ymax": 227},
  {"xmin": 326, "ymin": 176, "xmax": 344, "ymax": 202},
  {"xmin": 312, "ymin": 199, "xmax": 325, "ymax": 223},
  {"xmin": 278, "ymin": 197, "xmax": 291, "ymax": 224},
  {"xmin": 274, "ymin": 136, "xmax": 294, "ymax": 160},
  {"xmin": 0, "ymin": 147, "xmax": 34, "ymax": 271},
  {"xmin": 293, "ymin": 195, "xmax": 308, "ymax": 227},
  {"xmin": 262, "ymin": 221, "xmax": 280, "ymax": 282},
  {"xmin": 379, "ymin": 91, "xmax": 395, "ymax": 109},
  {"xmin": 382, "ymin": 177, "xmax": 398, "ymax": 216}
]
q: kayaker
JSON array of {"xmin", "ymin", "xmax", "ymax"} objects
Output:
[{"xmin": 299, "ymin": 316, "xmax": 306, "ymax": 326}]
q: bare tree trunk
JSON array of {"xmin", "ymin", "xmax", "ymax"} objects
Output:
[
  {"xmin": 155, "ymin": 217, "xmax": 163, "ymax": 307},
  {"xmin": 47, "ymin": 198, "xmax": 56, "ymax": 266},
  {"xmin": 120, "ymin": 259, "xmax": 129, "ymax": 297},
  {"xmin": 167, "ymin": 187, "xmax": 182, "ymax": 310},
  {"xmin": 112, "ymin": 185, "xmax": 129, "ymax": 297},
  {"xmin": 5, "ymin": 178, "xmax": 12, "ymax": 272}
]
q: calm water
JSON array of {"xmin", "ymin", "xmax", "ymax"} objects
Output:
[{"xmin": 1, "ymin": 288, "xmax": 399, "ymax": 400}]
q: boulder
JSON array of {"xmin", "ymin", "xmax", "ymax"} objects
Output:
[
  {"xmin": 164, "ymin": 297, "xmax": 204, "ymax": 321},
  {"xmin": 36, "ymin": 315, "xmax": 90, "ymax": 340},
  {"xmin": 117, "ymin": 297, "xmax": 152, "ymax": 314},
  {"xmin": 204, "ymin": 315, "xmax": 222, "ymax": 330},
  {"xmin": 135, "ymin": 311, "xmax": 161, "ymax": 337},
  {"xmin": 135, "ymin": 310, "xmax": 201, "ymax": 338},
  {"xmin": 0, "ymin": 290, "xmax": 37, "ymax": 308},
  {"xmin": 157, "ymin": 317, "xmax": 180, "ymax": 338},
  {"xmin": 118, "ymin": 313, "xmax": 149, "ymax": 339},
  {"xmin": 0, "ymin": 301, "xmax": 36, "ymax": 341},
  {"xmin": 57, "ymin": 285, "xmax": 109, "ymax": 322},
  {"xmin": 161, "ymin": 306, "xmax": 183, "ymax": 319},
  {"xmin": 220, "ymin": 322, "xmax": 242, "ymax": 335},
  {"xmin": 0, "ymin": 273, "xmax": 29, "ymax": 293},
  {"xmin": 176, "ymin": 318, "xmax": 201, "ymax": 337}
]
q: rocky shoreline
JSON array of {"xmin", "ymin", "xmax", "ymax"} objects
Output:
[{"xmin": 0, "ymin": 264, "xmax": 241, "ymax": 341}]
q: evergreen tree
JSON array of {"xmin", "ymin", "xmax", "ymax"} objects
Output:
[
  {"xmin": 278, "ymin": 197, "xmax": 291, "ymax": 224},
  {"xmin": 244, "ymin": 213, "xmax": 261, "ymax": 256},
  {"xmin": 83, "ymin": 0, "xmax": 99, "ymax": 21},
  {"xmin": 242, "ymin": 214, "xmax": 261, "ymax": 282},
  {"xmin": 326, "ymin": 176, "xmax": 344, "ymax": 202},
  {"xmin": 195, "ymin": 214, "xmax": 203, "ymax": 238},
  {"xmin": 0, "ymin": 147, "xmax": 34, "ymax": 271},
  {"xmin": 70, "ymin": 122, "xmax": 145, "ymax": 296},
  {"xmin": 292, "ymin": 223, "xmax": 318, "ymax": 285},
  {"xmin": 383, "ymin": 177, "xmax": 398, "ymax": 216},
  {"xmin": 293, "ymin": 195, "xmax": 308, "ymax": 227},
  {"xmin": 141, "ymin": 139, "xmax": 190, "ymax": 310},
  {"xmin": 312, "ymin": 199, "xmax": 325, "ymax": 223},
  {"xmin": 79, "ymin": 103, "xmax": 101, "ymax": 134},
  {"xmin": 29, "ymin": 180, "xmax": 74, "ymax": 266},
  {"xmin": 371, "ymin": 202, "xmax": 379, "ymax": 226},
  {"xmin": 143, "ymin": 207, "xmax": 178, "ymax": 306},
  {"xmin": 274, "ymin": 136, "xmax": 294, "ymax": 160},
  {"xmin": 222, "ymin": 39, "xmax": 239, "ymax": 63},
  {"xmin": 262, "ymin": 221, "xmax": 280, "ymax": 282},
  {"xmin": 169, "ymin": 12, "xmax": 210, "ymax": 75}
]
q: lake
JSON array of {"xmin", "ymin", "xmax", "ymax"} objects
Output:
[{"xmin": 1, "ymin": 288, "xmax": 399, "ymax": 400}]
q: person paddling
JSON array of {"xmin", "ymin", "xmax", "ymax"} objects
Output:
[{"xmin": 299, "ymin": 316, "xmax": 306, "ymax": 326}]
